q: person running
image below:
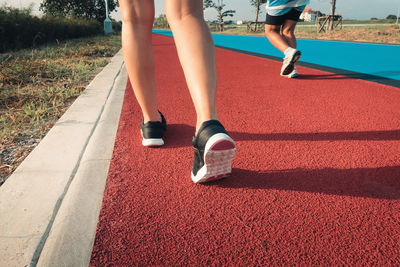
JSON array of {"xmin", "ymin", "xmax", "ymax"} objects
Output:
[
  {"xmin": 264, "ymin": 0, "xmax": 310, "ymax": 78},
  {"xmin": 118, "ymin": 0, "xmax": 236, "ymax": 183}
]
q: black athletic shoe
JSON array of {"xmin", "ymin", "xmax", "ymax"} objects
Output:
[
  {"xmin": 191, "ymin": 120, "xmax": 236, "ymax": 183},
  {"xmin": 141, "ymin": 112, "xmax": 166, "ymax": 147}
]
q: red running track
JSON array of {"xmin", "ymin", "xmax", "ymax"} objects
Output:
[{"xmin": 90, "ymin": 34, "xmax": 400, "ymax": 265}]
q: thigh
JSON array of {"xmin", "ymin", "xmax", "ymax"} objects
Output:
[{"xmin": 282, "ymin": 19, "xmax": 297, "ymax": 33}]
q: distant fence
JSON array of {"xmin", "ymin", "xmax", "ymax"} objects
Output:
[
  {"xmin": 247, "ymin": 22, "xmax": 265, "ymax": 32},
  {"xmin": 0, "ymin": 7, "xmax": 104, "ymax": 53}
]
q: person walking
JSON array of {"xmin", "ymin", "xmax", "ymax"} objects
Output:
[
  {"xmin": 264, "ymin": 0, "xmax": 310, "ymax": 78},
  {"xmin": 118, "ymin": 0, "xmax": 236, "ymax": 183}
]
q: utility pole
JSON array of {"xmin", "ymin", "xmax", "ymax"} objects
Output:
[
  {"xmin": 331, "ymin": 0, "xmax": 336, "ymax": 16},
  {"xmin": 104, "ymin": 0, "xmax": 112, "ymax": 35},
  {"xmin": 397, "ymin": 7, "xmax": 399, "ymax": 25},
  {"xmin": 329, "ymin": 0, "xmax": 336, "ymax": 30}
]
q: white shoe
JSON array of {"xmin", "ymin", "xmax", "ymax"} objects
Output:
[{"xmin": 281, "ymin": 48, "xmax": 301, "ymax": 76}]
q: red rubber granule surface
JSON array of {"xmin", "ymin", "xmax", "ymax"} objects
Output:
[{"xmin": 90, "ymin": 34, "xmax": 400, "ymax": 266}]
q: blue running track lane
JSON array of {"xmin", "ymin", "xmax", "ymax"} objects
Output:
[{"xmin": 153, "ymin": 30, "xmax": 400, "ymax": 87}]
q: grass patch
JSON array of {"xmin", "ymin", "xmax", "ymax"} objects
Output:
[
  {"xmin": 0, "ymin": 34, "xmax": 121, "ymax": 185},
  {"xmin": 209, "ymin": 24, "xmax": 400, "ymax": 44},
  {"xmin": 0, "ymin": 6, "xmax": 103, "ymax": 52},
  {"xmin": 295, "ymin": 24, "xmax": 400, "ymax": 44}
]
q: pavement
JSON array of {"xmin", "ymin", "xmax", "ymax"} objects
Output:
[
  {"xmin": 1, "ymin": 33, "xmax": 400, "ymax": 266},
  {"xmin": 0, "ymin": 50, "xmax": 127, "ymax": 266}
]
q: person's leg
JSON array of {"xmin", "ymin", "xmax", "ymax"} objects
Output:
[
  {"xmin": 264, "ymin": 24, "xmax": 289, "ymax": 53},
  {"xmin": 164, "ymin": 0, "xmax": 217, "ymax": 132},
  {"xmin": 265, "ymin": 10, "xmax": 301, "ymax": 76},
  {"xmin": 165, "ymin": 0, "xmax": 235, "ymax": 183},
  {"xmin": 280, "ymin": 19, "xmax": 300, "ymax": 78},
  {"xmin": 119, "ymin": 0, "xmax": 160, "ymax": 123},
  {"xmin": 282, "ymin": 19, "xmax": 298, "ymax": 49},
  {"xmin": 265, "ymin": 22, "xmax": 300, "ymax": 75}
]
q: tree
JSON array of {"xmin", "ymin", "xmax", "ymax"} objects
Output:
[
  {"xmin": 40, "ymin": 0, "xmax": 117, "ymax": 22},
  {"xmin": 153, "ymin": 14, "xmax": 169, "ymax": 29},
  {"xmin": 249, "ymin": 0, "xmax": 264, "ymax": 31},
  {"xmin": 386, "ymin": 14, "xmax": 397, "ymax": 20},
  {"xmin": 203, "ymin": 0, "xmax": 215, "ymax": 10},
  {"xmin": 203, "ymin": 0, "xmax": 235, "ymax": 31}
]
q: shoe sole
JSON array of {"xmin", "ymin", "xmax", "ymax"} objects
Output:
[
  {"xmin": 281, "ymin": 72, "xmax": 299, "ymax": 78},
  {"xmin": 282, "ymin": 50, "xmax": 301, "ymax": 76},
  {"xmin": 191, "ymin": 133, "xmax": 236, "ymax": 183},
  {"xmin": 141, "ymin": 130, "xmax": 164, "ymax": 147}
]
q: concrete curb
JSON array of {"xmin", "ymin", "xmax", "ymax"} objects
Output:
[
  {"xmin": 0, "ymin": 50, "xmax": 127, "ymax": 266},
  {"xmin": 37, "ymin": 63, "xmax": 127, "ymax": 267}
]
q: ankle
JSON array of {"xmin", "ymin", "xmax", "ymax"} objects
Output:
[
  {"xmin": 284, "ymin": 47, "xmax": 295, "ymax": 56},
  {"xmin": 143, "ymin": 111, "xmax": 161, "ymax": 123},
  {"xmin": 195, "ymin": 118, "xmax": 219, "ymax": 135}
]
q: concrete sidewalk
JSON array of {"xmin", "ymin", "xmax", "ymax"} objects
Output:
[{"xmin": 0, "ymin": 50, "xmax": 127, "ymax": 266}]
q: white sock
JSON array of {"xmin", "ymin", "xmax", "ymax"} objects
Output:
[{"xmin": 284, "ymin": 47, "xmax": 295, "ymax": 56}]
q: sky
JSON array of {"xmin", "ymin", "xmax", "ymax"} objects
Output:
[{"xmin": 1, "ymin": 0, "xmax": 400, "ymax": 21}]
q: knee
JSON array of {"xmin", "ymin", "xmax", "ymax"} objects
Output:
[
  {"xmin": 282, "ymin": 28, "xmax": 295, "ymax": 38},
  {"xmin": 265, "ymin": 26, "xmax": 280, "ymax": 36},
  {"xmin": 120, "ymin": 5, "xmax": 154, "ymax": 27},
  {"xmin": 166, "ymin": 6, "xmax": 203, "ymax": 26}
]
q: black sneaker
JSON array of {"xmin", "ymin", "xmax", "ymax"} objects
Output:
[
  {"xmin": 191, "ymin": 120, "xmax": 236, "ymax": 183},
  {"xmin": 141, "ymin": 112, "xmax": 166, "ymax": 147}
]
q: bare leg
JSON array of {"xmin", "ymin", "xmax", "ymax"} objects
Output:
[
  {"xmin": 282, "ymin": 19, "xmax": 298, "ymax": 49},
  {"xmin": 264, "ymin": 24, "xmax": 289, "ymax": 53},
  {"xmin": 165, "ymin": 0, "xmax": 217, "ymax": 132},
  {"xmin": 119, "ymin": 0, "xmax": 160, "ymax": 122}
]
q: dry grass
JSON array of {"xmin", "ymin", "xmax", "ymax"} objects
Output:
[
  {"xmin": 295, "ymin": 25, "xmax": 400, "ymax": 44},
  {"xmin": 0, "ymin": 34, "xmax": 121, "ymax": 185},
  {"xmin": 213, "ymin": 24, "xmax": 400, "ymax": 44}
]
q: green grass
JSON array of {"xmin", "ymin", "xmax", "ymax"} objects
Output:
[
  {"xmin": 0, "ymin": 34, "xmax": 121, "ymax": 184},
  {"xmin": 341, "ymin": 19, "xmax": 397, "ymax": 24}
]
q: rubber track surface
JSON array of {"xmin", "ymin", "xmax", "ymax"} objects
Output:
[{"xmin": 90, "ymin": 34, "xmax": 400, "ymax": 265}]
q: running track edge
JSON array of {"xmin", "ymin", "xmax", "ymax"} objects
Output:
[
  {"xmin": 152, "ymin": 32, "xmax": 400, "ymax": 88},
  {"xmin": 214, "ymin": 45, "xmax": 400, "ymax": 89}
]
